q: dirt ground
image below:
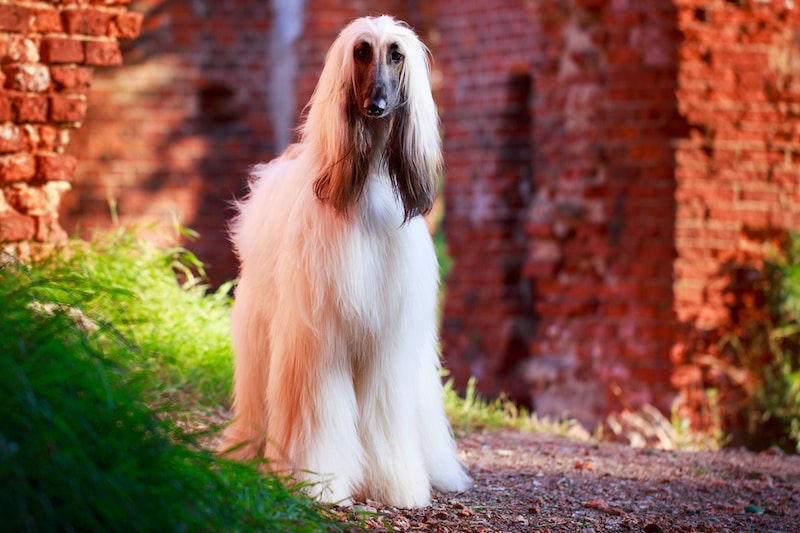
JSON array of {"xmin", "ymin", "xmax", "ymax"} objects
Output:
[{"xmin": 335, "ymin": 431, "xmax": 800, "ymax": 533}]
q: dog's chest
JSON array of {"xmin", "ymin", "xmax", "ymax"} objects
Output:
[{"xmin": 329, "ymin": 187, "xmax": 411, "ymax": 329}]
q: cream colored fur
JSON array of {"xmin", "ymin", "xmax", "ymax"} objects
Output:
[{"xmin": 218, "ymin": 15, "xmax": 470, "ymax": 508}]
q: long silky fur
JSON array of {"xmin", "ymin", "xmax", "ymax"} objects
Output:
[{"xmin": 218, "ymin": 15, "xmax": 469, "ymax": 509}]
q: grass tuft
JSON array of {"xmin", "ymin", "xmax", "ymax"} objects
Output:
[
  {"xmin": 443, "ymin": 376, "xmax": 587, "ymax": 439},
  {"xmin": 27, "ymin": 227, "xmax": 236, "ymax": 409}
]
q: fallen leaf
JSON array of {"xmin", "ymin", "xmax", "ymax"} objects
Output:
[
  {"xmin": 574, "ymin": 459, "xmax": 597, "ymax": 471},
  {"xmin": 584, "ymin": 499, "xmax": 625, "ymax": 516}
]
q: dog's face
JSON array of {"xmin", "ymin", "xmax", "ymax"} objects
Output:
[{"xmin": 353, "ymin": 39, "xmax": 404, "ymax": 119}]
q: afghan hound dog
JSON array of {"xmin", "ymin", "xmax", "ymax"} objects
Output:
[{"xmin": 218, "ymin": 15, "xmax": 470, "ymax": 508}]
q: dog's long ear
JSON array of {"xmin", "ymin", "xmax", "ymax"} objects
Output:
[
  {"xmin": 311, "ymin": 109, "xmax": 371, "ymax": 217},
  {"xmin": 301, "ymin": 24, "xmax": 371, "ymax": 217},
  {"xmin": 386, "ymin": 33, "xmax": 442, "ymax": 223}
]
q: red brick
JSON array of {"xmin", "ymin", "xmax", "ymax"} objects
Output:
[
  {"xmin": 37, "ymin": 154, "xmax": 77, "ymax": 182},
  {"xmin": 84, "ymin": 40, "xmax": 122, "ymax": 66},
  {"xmin": 3, "ymin": 182, "xmax": 69, "ymax": 217},
  {"xmin": 0, "ymin": 4, "xmax": 30, "ymax": 32},
  {"xmin": 30, "ymin": 8, "xmax": 63, "ymax": 33},
  {"xmin": 0, "ymin": 124, "xmax": 25, "ymax": 153},
  {"xmin": 35, "ymin": 214, "xmax": 68, "ymax": 243},
  {"xmin": 49, "ymin": 66, "xmax": 93, "ymax": 92},
  {"xmin": 5, "ymin": 64, "xmax": 51, "ymax": 93},
  {"xmin": 0, "ymin": 95, "xmax": 13, "ymax": 121},
  {"xmin": 63, "ymin": 8, "xmax": 112, "ymax": 37},
  {"xmin": 49, "ymin": 95, "xmax": 87, "ymax": 122},
  {"xmin": 14, "ymin": 95, "xmax": 49, "ymax": 123},
  {"xmin": 111, "ymin": 11, "xmax": 143, "ymax": 39},
  {"xmin": 41, "ymin": 37, "xmax": 85, "ymax": 64},
  {"xmin": 0, "ymin": 211, "xmax": 36, "ymax": 242},
  {"xmin": 6, "ymin": 35, "xmax": 40, "ymax": 63},
  {"xmin": 0, "ymin": 153, "xmax": 36, "ymax": 183},
  {"xmin": 33, "ymin": 125, "xmax": 61, "ymax": 152}
]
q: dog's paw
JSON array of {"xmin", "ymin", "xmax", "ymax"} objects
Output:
[
  {"xmin": 386, "ymin": 491, "xmax": 431, "ymax": 509},
  {"xmin": 431, "ymin": 467, "xmax": 472, "ymax": 493},
  {"xmin": 361, "ymin": 473, "xmax": 432, "ymax": 508}
]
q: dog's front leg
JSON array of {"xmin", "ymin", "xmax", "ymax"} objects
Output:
[
  {"xmin": 218, "ymin": 279, "xmax": 270, "ymax": 460},
  {"xmin": 355, "ymin": 340, "xmax": 433, "ymax": 508},
  {"xmin": 265, "ymin": 318, "xmax": 365, "ymax": 505}
]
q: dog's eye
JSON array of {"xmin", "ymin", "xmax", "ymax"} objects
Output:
[
  {"xmin": 354, "ymin": 45, "xmax": 371, "ymax": 62},
  {"xmin": 390, "ymin": 50, "xmax": 404, "ymax": 63}
]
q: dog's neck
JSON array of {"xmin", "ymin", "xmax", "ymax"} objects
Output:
[{"xmin": 359, "ymin": 112, "xmax": 395, "ymax": 173}]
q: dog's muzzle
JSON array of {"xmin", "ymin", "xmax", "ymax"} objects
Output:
[{"xmin": 364, "ymin": 86, "xmax": 388, "ymax": 117}]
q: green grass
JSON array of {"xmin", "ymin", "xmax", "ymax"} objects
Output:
[
  {"xmin": 443, "ymin": 376, "xmax": 585, "ymax": 438},
  {"xmin": 0, "ymin": 229, "xmax": 345, "ymax": 532},
  {"xmin": 27, "ymin": 227, "xmax": 236, "ymax": 409},
  {"xmin": 718, "ymin": 231, "xmax": 800, "ymax": 452}
]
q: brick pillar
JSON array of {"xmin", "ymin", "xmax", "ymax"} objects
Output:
[
  {"xmin": 0, "ymin": 1, "xmax": 141, "ymax": 254},
  {"xmin": 672, "ymin": 0, "xmax": 800, "ymax": 437},
  {"xmin": 436, "ymin": 1, "xmax": 538, "ymax": 407},
  {"xmin": 438, "ymin": 0, "xmax": 687, "ymax": 426}
]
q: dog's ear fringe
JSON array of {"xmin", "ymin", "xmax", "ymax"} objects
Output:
[
  {"xmin": 387, "ymin": 105, "xmax": 439, "ymax": 223},
  {"xmin": 311, "ymin": 113, "xmax": 372, "ymax": 218}
]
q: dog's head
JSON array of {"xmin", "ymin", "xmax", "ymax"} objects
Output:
[
  {"xmin": 351, "ymin": 32, "xmax": 404, "ymax": 119},
  {"xmin": 302, "ymin": 16, "xmax": 442, "ymax": 223}
]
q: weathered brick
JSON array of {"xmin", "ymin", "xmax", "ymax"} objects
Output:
[
  {"xmin": 0, "ymin": 210, "xmax": 36, "ymax": 242},
  {"xmin": 5, "ymin": 64, "xmax": 51, "ymax": 93},
  {"xmin": 111, "ymin": 11, "xmax": 142, "ymax": 39},
  {"xmin": 0, "ymin": 153, "xmax": 36, "ymax": 183},
  {"xmin": 41, "ymin": 37, "xmax": 85, "ymax": 64},
  {"xmin": 14, "ymin": 95, "xmax": 49, "ymax": 123},
  {"xmin": 32, "ymin": 125, "xmax": 65, "ymax": 152},
  {"xmin": 29, "ymin": 7, "xmax": 63, "ymax": 33},
  {"xmin": 37, "ymin": 154, "xmax": 77, "ymax": 182},
  {"xmin": 35, "ymin": 214, "xmax": 68, "ymax": 243},
  {"xmin": 49, "ymin": 66, "xmax": 93, "ymax": 92},
  {"xmin": 63, "ymin": 8, "xmax": 112, "ymax": 37},
  {"xmin": 84, "ymin": 40, "xmax": 122, "ymax": 66},
  {"xmin": 49, "ymin": 95, "xmax": 87, "ymax": 123},
  {"xmin": 6, "ymin": 35, "xmax": 39, "ymax": 63},
  {"xmin": 0, "ymin": 4, "xmax": 30, "ymax": 33},
  {"xmin": 0, "ymin": 0, "xmax": 139, "ymax": 248},
  {"xmin": 4, "ymin": 181, "xmax": 71, "ymax": 217},
  {"xmin": 0, "ymin": 95, "xmax": 13, "ymax": 121},
  {"xmin": 0, "ymin": 123, "xmax": 25, "ymax": 153}
]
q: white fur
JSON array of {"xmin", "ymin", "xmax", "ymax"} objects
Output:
[{"xmin": 219, "ymin": 15, "xmax": 470, "ymax": 508}]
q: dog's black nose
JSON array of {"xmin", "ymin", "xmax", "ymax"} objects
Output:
[
  {"xmin": 365, "ymin": 103, "xmax": 385, "ymax": 116},
  {"xmin": 364, "ymin": 86, "xmax": 387, "ymax": 116}
]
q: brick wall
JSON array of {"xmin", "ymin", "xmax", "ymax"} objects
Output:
[
  {"xmin": 62, "ymin": 0, "xmax": 426, "ymax": 285},
  {"xmin": 434, "ymin": 0, "xmax": 538, "ymax": 408},
  {"xmin": 60, "ymin": 0, "xmax": 275, "ymax": 284},
  {"xmin": 438, "ymin": 0, "xmax": 687, "ymax": 425},
  {"xmin": 439, "ymin": 0, "xmax": 800, "ymax": 430},
  {"xmin": 0, "ymin": 0, "xmax": 141, "ymax": 256},
  {"xmin": 671, "ymin": 0, "xmax": 800, "ymax": 433}
]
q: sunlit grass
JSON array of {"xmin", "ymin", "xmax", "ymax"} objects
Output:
[
  {"xmin": 26, "ymin": 226, "xmax": 235, "ymax": 409},
  {"xmin": 443, "ymin": 376, "xmax": 587, "ymax": 439},
  {"xmin": 0, "ymin": 231, "xmax": 345, "ymax": 533}
]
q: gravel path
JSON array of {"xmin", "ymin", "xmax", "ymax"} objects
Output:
[{"xmin": 335, "ymin": 431, "xmax": 800, "ymax": 533}]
